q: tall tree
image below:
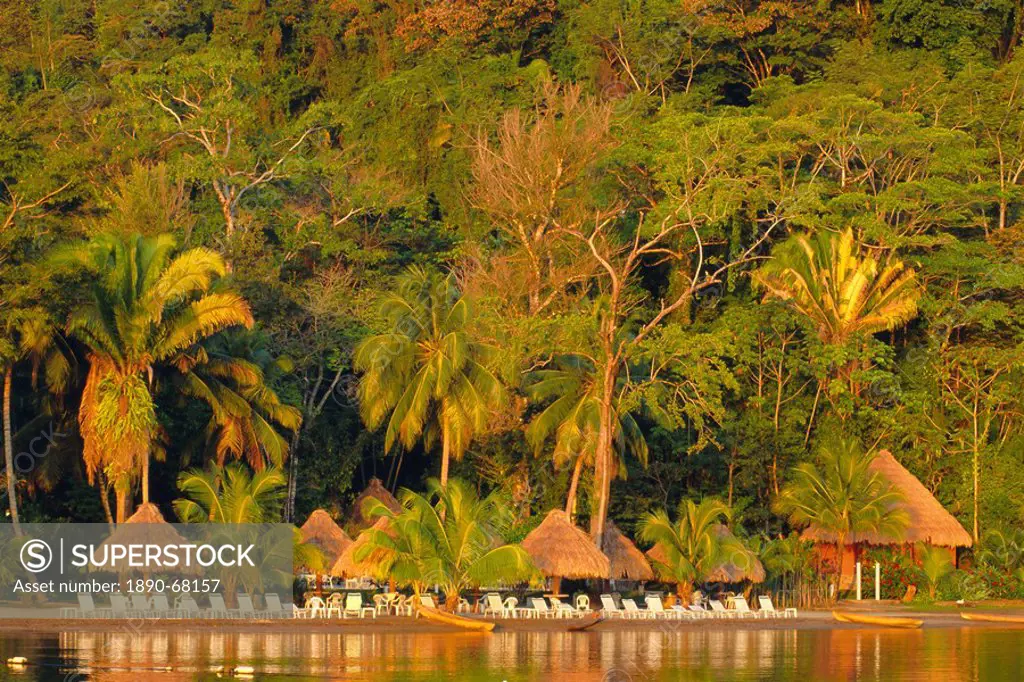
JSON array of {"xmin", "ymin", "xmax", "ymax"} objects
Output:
[
  {"xmin": 57, "ymin": 233, "xmax": 254, "ymax": 521},
  {"xmin": 355, "ymin": 267, "xmax": 504, "ymax": 488},
  {"xmin": 775, "ymin": 436, "xmax": 909, "ymax": 597}
]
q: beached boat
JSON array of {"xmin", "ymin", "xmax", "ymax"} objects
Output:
[
  {"xmin": 416, "ymin": 606, "xmax": 496, "ymax": 632},
  {"xmin": 960, "ymin": 613, "xmax": 1024, "ymax": 624},
  {"xmin": 832, "ymin": 611, "xmax": 923, "ymax": 629},
  {"xmin": 567, "ymin": 613, "xmax": 604, "ymax": 631}
]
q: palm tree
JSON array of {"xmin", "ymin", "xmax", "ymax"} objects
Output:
[
  {"xmin": 1, "ymin": 316, "xmax": 71, "ymax": 534},
  {"xmin": 524, "ymin": 354, "xmax": 648, "ymax": 517},
  {"xmin": 176, "ymin": 333, "xmax": 302, "ymax": 471},
  {"xmin": 355, "ymin": 267, "xmax": 504, "ymax": 487},
  {"xmin": 357, "ymin": 477, "xmax": 535, "ymax": 610},
  {"xmin": 775, "ymin": 436, "xmax": 909, "ymax": 598},
  {"xmin": 639, "ymin": 497, "xmax": 748, "ymax": 601},
  {"xmin": 56, "ymin": 232, "xmax": 254, "ymax": 521},
  {"xmin": 918, "ymin": 543, "xmax": 953, "ymax": 600},
  {"xmin": 173, "ymin": 462, "xmax": 286, "ymax": 523},
  {"xmin": 754, "ymin": 228, "xmax": 921, "ymax": 346}
]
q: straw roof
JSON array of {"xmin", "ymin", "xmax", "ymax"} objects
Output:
[
  {"xmin": 521, "ymin": 510, "xmax": 610, "ymax": 580},
  {"xmin": 331, "ymin": 517, "xmax": 394, "ymax": 579},
  {"xmin": 647, "ymin": 525, "xmax": 765, "ymax": 584},
  {"xmin": 299, "ymin": 509, "xmax": 352, "ymax": 564},
  {"xmin": 602, "ymin": 521, "xmax": 654, "ymax": 581},
  {"xmin": 350, "ymin": 478, "xmax": 402, "ymax": 530},
  {"xmin": 800, "ymin": 450, "xmax": 973, "ymax": 548},
  {"xmin": 91, "ymin": 503, "xmax": 198, "ymax": 574}
]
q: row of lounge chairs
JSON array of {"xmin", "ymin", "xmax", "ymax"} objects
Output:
[
  {"xmin": 600, "ymin": 594, "xmax": 797, "ymax": 620},
  {"xmin": 66, "ymin": 593, "xmax": 295, "ymax": 618},
  {"xmin": 479, "ymin": 593, "xmax": 591, "ymax": 619}
]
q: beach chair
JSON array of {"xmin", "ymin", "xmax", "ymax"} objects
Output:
[
  {"xmin": 574, "ymin": 594, "xmax": 591, "ymax": 615},
  {"xmin": 708, "ymin": 599, "xmax": 736, "ymax": 619},
  {"xmin": 758, "ymin": 596, "xmax": 797, "ymax": 619},
  {"xmin": 645, "ymin": 595, "xmax": 684, "ymax": 620},
  {"xmin": 263, "ymin": 593, "xmax": 293, "ymax": 619},
  {"xmin": 482, "ymin": 593, "xmax": 505, "ymax": 617},
  {"xmin": 208, "ymin": 593, "xmax": 234, "ymax": 618},
  {"xmin": 343, "ymin": 593, "xmax": 376, "ymax": 619},
  {"xmin": 151, "ymin": 594, "xmax": 175, "ymax": 618},
  {"xmin": 502, "ymin": 597, "xmax": 521, "ymax": 618},
  {"xmin": 600, "ymin": 594, "xmax": 626, "ymax": 618},
  {"xmin": 109, "ymin": 593, "xmax": 131, "ymax": 618},
  {"xmin": 731, "ymin": 596, "xmax": 757, "ymax": 619},
  {"xmin": 418, "ymin": 594, "xmax": 438, "ymax": 610},
  {"xmin": 73, "ymin": 594, "xmax": 110, "ymax": 618},
  {"xmin": 622, "ymin": 598, "xmax": 654, "ymax": 619},
  {"xmin": 392, "ymin": 595, "xmax": 413, "ymax": 616},
  {"xmin": 177, "ymin": 595, "xmax": 201, "ymax": 618},
  {"xmin": 324, "ymin": 592, "xmax": 344, "ymax": 617},
  {"xmin": 549, "ymin": 597, "xmax": 577, "ymax": 618},
  {"xmin": 130, "ymin": 594, "xmax": 154, "ymax": 618},
  {"xmin": 457, "ymin": 597, "xmax": 472, "ymax": 614},
  {"xmin": 299, "ymin": 596, "xmax": 325, "ymax": 619},
  {"xmin": 530, "ymin": 597, "xmax": 557, "ymax": 619},
  {"xmin": 237, "ymin": 593, "xmax": 269, "ymax": 619}
]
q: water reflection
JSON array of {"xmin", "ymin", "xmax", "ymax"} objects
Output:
[{"xmin": 0, "ymin": 626, "xmax": 1021, "ymax": 680}]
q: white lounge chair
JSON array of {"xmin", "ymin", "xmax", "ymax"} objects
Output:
[
  {"xmin": 151, "ymin": 594, "xmax": 175, "ymax": 618},
  {"xmin": 600, "ymin": 594, "xmax": 626, "ymax": 618},
  {"xmin": 74, "ymin": 594, "xmax": 111, "ymax": 618},
  {"xmin": 482, "ymin": 593, "xmax": 506, "ymax": 617},
  {"xmin": 758, "ymin": 595, "xmax": 798, "ymax": 619},
  {"xmin": 264, "ymin": 593, "xmax": 293, "ymax": 618},
  {"xmin": 325, "ymin": 592, "xmax": 344, "ymax": 618},
  {"xmin": 574, "ymin": 594, "xmax": 591, "ymax": 615},
  {"xmin": 130, "ymin": 594, "xmax": 153, "ymax": 618},
  {"xmin": 208, "ymin": 593, "xmax": 234, "ymax": 618},
  {"xmin": 645, "ymin": 595, "xmax": 686, "ymax": 620},
  {"xmin": 418, "ymin": 594, "xmax": 438, "ymax": 610},
  {"xmin": 622, "ymin": 598, "xmax": 654, "ymax": 619},
  {"xmin": 176, "ymin": 595, "xmax": 201, "ymax": 618},
  {"xmin": 343, "ymin": 593, "xmax": 376, "ymax": 619},
  {"xmin": 708, "ymin": 599, "xmax": 736, "ymax": 619},
  {"xmin": 530, "ymin": 597, "xmax": 557, "ymax": 619},
  {"xmin": 237, "ymin": 593, "xmax": 270, "ymax": 618},
  {"xmin": 730, "ymin": 596, "xmax": 758, "ymax": 619}
]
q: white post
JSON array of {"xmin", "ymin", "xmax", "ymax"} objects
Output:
[
  {"xmin": 856, "ymin": 562, "xmax": 862, "ymax": 600},
  {"xmin": 875, "ymin": 562, "xmax": 881, "ymax": 601}
]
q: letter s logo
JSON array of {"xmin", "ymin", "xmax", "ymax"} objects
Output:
[{"xmin": 20, "ymin": 539, "xmax": 52, "ymax": 573}]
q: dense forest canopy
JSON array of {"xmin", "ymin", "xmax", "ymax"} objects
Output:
[{"xmin": 0, "ymin": 0, "xmax": 1022, "ymax": 548}]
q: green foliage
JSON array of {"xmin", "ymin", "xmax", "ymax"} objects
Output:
[
  {"xmin": 919, "ymin": 544, "xmax": 954, "ymax": 599},
  {"xmin": 173, "ymin": 462, "xmax": 286, "ymax": 524},
  {"xmin": 356, "ymin": 477, "xmax": 535, "ymax": 606}
]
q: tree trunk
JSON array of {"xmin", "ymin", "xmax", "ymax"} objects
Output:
[
  {"xmin": 834, "ymin": 536, "xmax": 846, "ymax": 602},
  {"xmin": 972, "ymin": 407, "xmax": 980, "ymax": 544},
  {"xmin": 286, "ymin": 430, "xmax": 300, "ymax": 522},
  {"xmin": 440, "ymin": 419, "xmax": 451, "ymax": 488},
  {"xmin": 141, "ymin": 453, "xmax": 150, "ymax": 505},
  {"xmin": 677, "ymin": 580, "xmax": 693, "ymax": 604},
  {"xmin": 565, "ymin": 454, "xmax": 584, "ymax": 518},
  {"xmin": 589, "ymin": 392, "xmax": 615, "ymax": 549},
  {"xmin": 97, "ymin": 471, "xmax": 114, "ymax": 531},
  {"xmin": 115, "ymin": 475, "xmax": 130, "ymax": 524},
  {"xmin": 3, "ymin": 368, "xmax": 21, "ymax": 536}
]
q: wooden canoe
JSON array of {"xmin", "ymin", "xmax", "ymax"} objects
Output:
[
  {"xmin": 567, "ymin": 613, "xmax": 604, "ymax": 631},
  {"xmin": 416, "ymin": 606, "xmax": 496, "ymax": 632},
  {"xmin": 832, "ymin": 611, "xmax": 923, "ymax": 629},
  {"xmin": 960, "ymin": 613, "xmax": 1024, "ymax": 624}
]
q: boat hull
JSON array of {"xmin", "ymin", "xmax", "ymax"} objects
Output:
[
  {"xmin": 960, "ymin": 613, "xmax": 1024, "ymax": 624},
  {"xmin": 417, "ymin": 606, "xmax": 496, "ymax": 632},
  {"xmin": 833, "ymin": 611, "xmax": 923, "ymax": 629}
]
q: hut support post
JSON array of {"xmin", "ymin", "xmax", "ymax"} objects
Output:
[
  {"xmin": 551, "ymin": 576, "xmax": 562, "ymax": 595},
  {"xmin": 855, "ymin": 562, "xmax": 861, "ymax": 600},
  {"xmin": 874, "ymin": 562, "xmax": 881, "ymax": 601}
]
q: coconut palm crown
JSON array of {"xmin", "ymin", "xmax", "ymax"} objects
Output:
[{"xmin": 354, "ymin": 266, "xmax": 504, "ymax": 486}]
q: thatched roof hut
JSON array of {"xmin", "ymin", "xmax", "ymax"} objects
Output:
[
  {"xmin": 521, "ymin": 510, "xmax": 610, "ymax": 580},
  {"xmin": 800, "ymin": 450, "xmax": 973, "ymax": 548},
  {"xmin": 91, "ymin": 503, "xmax": 198, "ymax": 574},
  {"xmin": 602, "ymin": 522, "xmax": 654, "ymax": 581},
  {"xmin": 299, "ymin": 509, "xmax": 352, "ymax": 565},
  {"xmin": 350, "ymin": 478, "xmax": 402, "ymax": 530},
  {"xmin": 646, "ymin": 525, "xmax": 765, "ymax": 584},
  {"xmin": 331, "ymin": 517, "xmax": 394, "ymax": 580}
]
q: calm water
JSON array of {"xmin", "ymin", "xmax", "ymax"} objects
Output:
[{"xmin": 0, "ymin": 627, "xmax": 1022, "ymax": 681}]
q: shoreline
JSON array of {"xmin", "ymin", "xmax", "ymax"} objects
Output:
[{"xmin": 3, "ymin": 608, "xmax": 1024, "ymax": 635}]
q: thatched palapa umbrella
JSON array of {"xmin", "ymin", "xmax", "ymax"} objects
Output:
[
  {"xmin": 331, "ymin": 517, "xmax": 395, "ymax": 581},
  {"xmin": 350, "ymin": 478, "xmax": 402, "ymax": 531},
  {"xmin": 299, "ymin": 509, "xmax": 352, "ymax": 566},
  {"xmin": 602, "ymin": 521, "xmax": 654, "ymax": 581},
  {"xmin": 521, "ymin": 510, "xmax": 610, "ymax": 593},
  {"xmin": 89, "ymin": 503, "xmax": 200, "ymax": 575}
]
